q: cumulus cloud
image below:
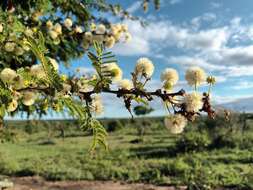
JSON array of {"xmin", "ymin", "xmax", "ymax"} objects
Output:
[
  {"xmin": 191, "ymin": 13, "xmax": 217, "ymax": 29},
  {"xmin": 168, "ymin": 56, "xmax": 224, "ymax": 71},
  {"xmin": 232, "ymin": 81, "xmax": 253, "ymax": 90},
  {"xmin": 113, "ymin": 20, "xmax": 230, "ymax": 55},
  {"xmin": 210, "ymin": 2, "xmax": 222, "ymax": 9},
  {"xmin": 112, "ymin": 12, "xmax": 253, "ymax": 81}
]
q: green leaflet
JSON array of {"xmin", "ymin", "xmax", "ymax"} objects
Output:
[
  {"xmin": 24, "ymin": 33, "xmax": 107, "ymax": 151},
  {"xmin": 61, "ymin": 97, "xmax": 108, "ymax": 151},
  {"xmin": 23, "ymin": 32, "xmax": 63, "ymax": 91},
  {"xmin": 87, "ymin": 42, "xmax": 117, "ymax": 89}
]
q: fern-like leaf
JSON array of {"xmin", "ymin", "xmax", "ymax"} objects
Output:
[
  {"xmin": 61, "ymin": 97, "xmax": 108, "ymax": 151},
  {"xmin": 23, "ymin": 32, "xmax": 63, "ymax": 91}
]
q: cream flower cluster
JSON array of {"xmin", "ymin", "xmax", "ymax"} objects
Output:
[
  {"xmin": 6, "ymin": 90, "xmax": 37, "ymax": 112},
  {"xmin": 47, "ymin": 19, "xmax": 83, "ymax": 40},
  {"xmin": 2, "ymin": 24, "xmax": 35, "ymax": 55},
  {"xmin": 164, "ymin": 114, "xmax": 187, "ymax": 134},
  {"xmin": 160, "ymin": 68, "xmax": 179, "ymax": 91},
  {"xmin": 118, "ymin": 79, "xmax": 133, "ymax": 90},
  {"xmin": 184, "ymin": 92, "xmax": 203, "ymax": 112},
  {"xmin": 185, "ymin": 66, "xmax": 206, "ymax": 87},
  {"xmin": 7, "ymin": 99, "xmax": 18, "ymax": 112},
  {"xmin": 76, "ymin": 77, "xmax": 94, "ymax": 93},
  {"xmin": 30, "ymin": 58, "xmax": 59, "ymax": 79},
  {"xmin": 0, "ymin": 57, "xmax": 59, "ymax": 112},
  {"xmin": 83, "ymin": 23, "xmax": 131, "ymax": 49},
  {"xmin": 64, "ymin": 18, "xmax": 73, "ymax": 29},
  {"xmin": 101, "ymin": 63, "xmax": 123, "ymax": 82},
  {"xmin": 45, "ymin": 20, "xmax": 131, "ymax": 49},
  {"xmin": 91, "ymin": 95, "xmax": 103, "ymax": 115},
  {"xmin": 135, "ymin": 57, "xmax": 154, "ymax": 78},
  {"xmin": 47, "ymin": 22, "xmax": 62, "ymax": 40},
  {"xmin": 22, "ymin": 91, "xmax": 37, "ymax": 106}
]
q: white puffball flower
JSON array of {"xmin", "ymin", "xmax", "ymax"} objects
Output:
[
  {"xmin": 64, "ymin": 18, "xmax": 73, "ymax": 29},
  {"xmin": 184, "ymin": 92, "xmax": 203, "ymax": 112},
  {"xmin": 91, "ymin": 95, "xmax": 104, "ymax": 115},
  {"xmin": 135, "ymin": 57, "xmax": 154, "ymax": 78},
  {"xmin": 46, "ymin": 20, "xmax": 53, "ymax": 29},
  {"xmin": 164, "ymin": 114, "xmax": 187, "ymax": 134},
  {"xmin": 105, "ymin": 36, "xmax": 115, "ymax": 48},
  {"xmin": 15, "ymin": 46, "xmax": 24, "ymax": 56},
  {"xmin": 49, "ymin": 30, "xmax": 58, "ymax": 39},
  {"xmin": 0, "ymin": 68, "xmax": 17, "ymax": 83},
  {"xmin": 24, "ymin": 28, "xmax": 33, "ymax": 37},
  {"xmin": 7, "ymin": 99, "xmax": 18, "ymax": 112},
  {"xmin": 161, "ymin": 68, "xmax": 179, "ymax": 86},
  {"xmin": 62, "ymin": 83, "xmax": 71, "ymax": 93},
  {"xmin": 84, "ymin": 32, "xmax": 93, "ymax": 42},
  {"xmin": 0, "ymin": 23, "xmax": 3, "ymax": 33},
  {"xmin": 22, "ymin": 91, "xmax": 37, "ymax": 106},
  {"xmin": 48, "ymin": 58, "xmax": 59, "ymax": 71},
  {"xmin": 121, "ymin": 24, "xmax": 128, "ymax": 32},
  {"xmin": 74, "ymin": 26, "xmax": 83, "ymax": 33},
  {"xmin": 96, "ymin": 24, "xmax": 106, "ymax": 34},
  {"xmin": 102, "ymin": 63, "xmax": 123, "ymax": 81},
  {"xmin": 92, "ymin": 34, "xmax": 104, "ymax": 42},
  {"xmin": 185, "ymin": 66, "xmax": 206, "ymax": 87},
  {"xmin": 4, "ymin": 42, "xmax": 16, "ymax": 52},
  {"xmin": 30, "ymin": 64, "xmax": 46, "ymax": 79},
  {"xmin": 118, "ymin": 79, "xmax": 133, "ymax": 90},
  {"xmin": 53, "ymin": 23, "xmax": 62, "ymax": 34}
]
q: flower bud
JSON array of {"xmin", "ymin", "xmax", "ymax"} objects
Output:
[
  {"xmin": 7, "ymin": 99, "xmax": 18, "ymax": 112},
  {"xmin": 206, "ymin": 76, "xmax": 216, "ymax": 85},
  {"xmin": 4, "ymin": 42, "xmax": 16, "ymax": 52},
  {"xmin": 0, "ymin": 68, "xmax": 17, "ymax": 83},
  {"xmin": 64, "ymin": 18, "xmax": 73, "ymax": 29},
  {"xmin": 22, "ymin": 91, "xmax": 37, "ymax": 106}
]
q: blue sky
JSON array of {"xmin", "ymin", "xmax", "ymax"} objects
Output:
[{"xmin": 65, "ymin": 0, "xmax": 253, "ymax": 117}]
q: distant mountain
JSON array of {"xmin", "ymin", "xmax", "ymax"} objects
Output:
[{"xmin": 218, "ymin": 96, "xmax": 253, "ymax": 112}]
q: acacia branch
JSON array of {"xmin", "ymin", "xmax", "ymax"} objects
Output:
[{"xmin": 16, "ymin": 85, "xmax": 214, "ymax": 121}]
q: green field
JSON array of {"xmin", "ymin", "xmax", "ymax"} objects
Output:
[{"xmin": 0, "ymin": 116, "xmax": 253, "ymax": 190}]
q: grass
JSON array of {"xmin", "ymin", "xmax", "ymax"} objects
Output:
[{"xmin": 0, "ymin": 117, "xmax": 252, "ymax": 189}]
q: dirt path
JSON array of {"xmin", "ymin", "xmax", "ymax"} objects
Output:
[{"xmin": 9, "ymin": 176, "xmax": 187, "ymax": 190}]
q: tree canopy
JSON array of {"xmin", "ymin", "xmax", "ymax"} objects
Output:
[{"xmin": 0, "ymin": 0, "xmax": 216, "ymax": 150}]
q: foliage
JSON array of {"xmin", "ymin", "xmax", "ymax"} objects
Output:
[
  {"xmin": 175, "ymin": 131, "xmax": 212, "ymax": 152},
  {"xmin": 0, "ymin": 0, "xmax": 217, "ymax": 150},
  {"xmin": 133, "ymin": 105, "xmax": 154, "ymax": 116},
  {"xmin": 0, "ymin": 117, "xmax": 252, "ymax": 189}
]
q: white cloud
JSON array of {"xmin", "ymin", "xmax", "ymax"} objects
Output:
[
  {"xmin": 168, "ymin": 56, "xmax": 225, "ymax": 71},
  {"xmin": 232, "ymin": 81, "xmax": 253, "ymax": 90},
  {"xmin": 184, "ymin": 27, "xmax": 229, "ymax": 51},
  {"xmin": 217, "ymin": 46, "xmax": 253, "ymax": 66},
  {"xmin": 191, "ymin": 13, "xmax": 217, "ymax": 29},
  {"xmin": 113, "ymin": 20, "xmax": 230, "ymax": 56},
  {"xmin": 210, "ymin": 2, "xmax": 222, "ymax": 9},
  {"xmin": 113, "ymin": 15, "xmax": 253, "ymax": 80}
]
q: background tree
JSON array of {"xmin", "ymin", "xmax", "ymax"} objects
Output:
[
  {"xmin": 0, "ymin": 0, "xmax": 215, "ymax": 150},
  {"xmin": 133, "ymin": 105, "xmax": 154, "ymax": 142}
]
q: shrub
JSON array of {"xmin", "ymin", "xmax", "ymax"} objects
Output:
[
  {"xmin": 106, "ymin": 120, "xmax": 124, "ymax": 132},
  {"xmin": 175, "ymin": 131, "xmax": 212, "ymax": 152}
]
